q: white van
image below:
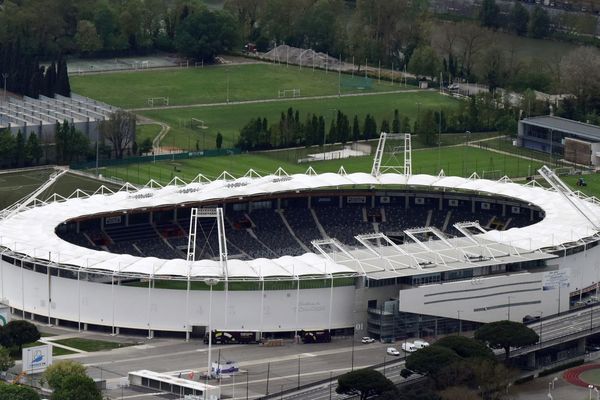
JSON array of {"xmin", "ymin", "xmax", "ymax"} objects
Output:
[
  {"xmin": 401, "ymin": 342, "xmax": 417, "ymax": 353},
  {"xmin": 413, "ymin": 340, "xmax": 430, "ymax": 349}
]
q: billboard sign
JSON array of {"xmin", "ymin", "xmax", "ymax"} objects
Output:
[
  {"xmin": 542, "ymin": 269, "xmax": 570, "ymax": 291},
  {"xmin": 22, "ymin": 344, "xmax": 53, "ymax": 373}
]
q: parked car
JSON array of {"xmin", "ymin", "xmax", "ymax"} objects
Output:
[
  {"xmin": 401, "ymin": 342, "xmax": 417, "ymax": 353},
  {"xmin": 386, "ymin": 347, "xmax": 401, "ymax": 356},
  {"xmin": 413, "ymin": 340, "xmax": 430, "ymax": 349},
  {"xmin": 361, "ymin": 336, "xmax": 375, "ymax": 344}
]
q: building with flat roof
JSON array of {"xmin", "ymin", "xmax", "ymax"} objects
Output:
[
  {"xmin": 518, "ymin": 115, "xmax": 600, "ymax": 166},
  {"xmin": 0, "ymin": 93, "xmax": 117, "ymax": 145}
]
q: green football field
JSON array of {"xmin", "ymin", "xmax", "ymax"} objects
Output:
[
  {"xmin": 96, "ymin": 145, "xmax": 546, "ymax": 186},
  {"xmin": 71, "ymin": 63, "xmax": 410, "ymax": 109},
  {"xmin": 0, "ymin": 169, "xmax": 121, "ymax": 210},
  {"xmin": 140, "ymin": 91, "xmax": 460, "ymax": 150}
]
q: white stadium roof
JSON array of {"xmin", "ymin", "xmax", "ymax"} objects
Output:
[{"xmin": 0, "ymin": 170, "xmax": 599, "ymax": 281}]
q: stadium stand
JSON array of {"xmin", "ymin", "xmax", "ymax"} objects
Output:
[{"xmin": 56, "ymin": 193, "xmax": 543, "ymax": 260}]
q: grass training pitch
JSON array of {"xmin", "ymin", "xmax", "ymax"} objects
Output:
[
  {"xmin": 140, "ymin": 91, "xmax": 459, "ymax": 150},
  {"xmin": 71, "ymin": 63, "xmax": 410, "ymax": 109},
  {"xmin": 95, "ymin": 145, "xmax": 546, "ymax": 186}
]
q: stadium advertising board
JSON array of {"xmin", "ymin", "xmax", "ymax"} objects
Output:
[
  {"xmin": 22, "ymin": 344, "xmax": 52, "ymax": 373},
  {"xmin": 542, "ymin": 269, "xmax": 570, "ymax": 291}
]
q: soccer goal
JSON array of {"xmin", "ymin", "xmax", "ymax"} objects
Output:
[
  {"xmin": 554, "ymin": 166, "xmax": 575, "ymax": 176},
  {"xmin": 191, "ymin": 118, "xmax": 208, "ymax": 130},
  {"xmin": 147, "ymin": 97, "xmax": 169, "ymax": 107},
  {"xmin": 278, "ymin": 88, "xmax": 301, "ymax": 98},
  {"xmin": 482, "ymin": 170, "xmax": 502, "ymax": 180}
]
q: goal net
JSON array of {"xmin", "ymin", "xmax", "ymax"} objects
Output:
[
  {"xmin": 147, "ymin": 97, "xmax": 169, "ymax": 107},
  {"xmin": 278, "ymin": 89, "xmax": 301, "ymax": 98}
]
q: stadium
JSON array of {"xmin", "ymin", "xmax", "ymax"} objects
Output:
[{"xmin": 0, "ymin": 135, "xmax": 599, "ymax": 342}]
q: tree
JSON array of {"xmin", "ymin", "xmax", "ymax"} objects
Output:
[
  {"xmin": 0, "ymin": 130, "xmax": 16, "ymax": 167},
  {"xmin": 175, "ymin": 9, "xmax": 239, "ymax": 62},
  {"xmin": 100, "ymin": 110, "xmax": 136, "ymax": 159},
  {"xmin": 434, "ymin": 335, "xmax": 494, "ymax": 360},
  {"xmin": 474, "ymin": 320, "xmax": 539, "ymax": 360},
  {"xmin": 0, "ymin": 382, "xmax": 40, "ymax": 400},
  {"xmin": 0, "ymin": 347, "xmax": 14, "ymax": 372},
  {"xmin": 480, "ymin": 47, "xmax": 507, "ymax": 90},
  {"xmin": 392, "ymin": 109, "xmax": 401, "ymax": 133},
  {"xmin": 528, "ymin": 6, "xmax": 550, "ymax": 38},
  {"xmin": 405, "ymin": 345, "xmax": 460, "ymax": 375},
  {"xmin": 24, "ymin": 133, "xmax": 43, "ymax": 165},
  {"xmin": 139, "ymin": 138, "xmax": 153, "ymax": 155},
  {"xmin": 479, "ymin": 0, "xmax": 500, "ymax": 29},
  {"xmin": 408, "ymin": 45, "xmax": 440, "ymax": 79},
  {"xmin": 4, "ymin": 320, "xmax": 40, "ymax": 352},
  {"xmin": 43, "ymin": 360, "xmax": 87, "ymax": 390},
  {"xmin": 510, "ymin": 2, "xmax": 529, "ymax": 36},
  {"xmin": 559, "ymin": 47, "xmax": 600, "ymax": 115},
  {"xmin": 336, "ymin": 369, "xmax": 396, "ymax": 400},
  {"xmin": 75, "ymin": 20, "xmax": 102, "ymax": 54},
  {"xmin": 216, "ymin": 132, "xmax": 223, "ymax": 149},
  {"xmin": 439, "ymin": 386, "xmax": 481, "ymax": 400},
  {"xmin": 15, "ymin": 130, "xmax": 25, "ymax": 167},
  {"xmin": 51, "ymin": 374, "xmax": 102, "ymax": 400},
  {"xmin": 352, "ymin": 115, "xmax": 360, "ymax": 142}
]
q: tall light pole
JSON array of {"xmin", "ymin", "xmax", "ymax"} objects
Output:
[
  {"xmin": 205, "ymin": 277, "xmax": 220, "ymax": 379},
  {"xmin": 507, "ymin": 296, "xmax": 512, "ymax": 321},
  {"xmin": 457, "ymin": 310, "xmax": 462, "ymax": 335},
  {"xmin": 1, "ymin": 73, "xmax": 8, "ymax": 102}
]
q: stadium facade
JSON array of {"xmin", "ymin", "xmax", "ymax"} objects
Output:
[{"xmin": 0, "ymin": 168, "xmax": 599, "ymax": 341}]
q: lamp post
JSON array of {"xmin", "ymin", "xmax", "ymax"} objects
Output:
[
  {"xmin": 589, "ymin": 384, "xmax": 594, "ymax": 400},
  {"xmin": 457, "ymin": 310, "xmax": 462, "ymax": 335},
  {"xmin": 507, "ymin": 296, "xmax": 512, "ymax": 321},
  {"xmin": 205, "ymin": 277, "xmax": 220, "ymax": 379}
]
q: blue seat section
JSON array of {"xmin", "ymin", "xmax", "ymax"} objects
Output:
[{"xmin": 56, "ymin": 194, "xmax": 543, "ymax": 260}]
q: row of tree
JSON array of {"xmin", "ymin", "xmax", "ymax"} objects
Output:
[
  {"xmin": 0, "ymin": 41, "xmax": 70, "ymax": 98},
  {"xmin": 236, "ymin": 93, "xmax": 521, "ymax": 152},
  {"xmin": 480, "ymin": 0, "xmax": 552, "ymax": 39},
  {"xmin": 236, "ymin": 107, "xmax": 413, "ymax": 151},
  {"xmin": 335, "ymin": 320, "xmax": 539, "ymax": 400},
  {"xmin": 0, "ymin": 130, "xmax": 43, "ymax": 168},
  {"xmin": 0, "ymin": 0, "xmax": 238, "ymax": 61}
]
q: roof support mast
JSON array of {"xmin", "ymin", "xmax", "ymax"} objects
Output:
[
  {"xmin": 371, "ymin": 132, "xmax": 412, "ymax": 177},
  {"xmin": 538, "ymin": 165, "xmax": 600, "ymax": 231},
  {"xmin": 187, "ymin": 207, "xmax": 229, "ymax": 278}
]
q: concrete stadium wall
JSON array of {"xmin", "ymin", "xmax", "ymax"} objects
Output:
[
  {"xmin": 0, "ymin": 259, "xmax": 355, "ymax": 333},
  {"xmin": 398, "ymin": 244, "xmax": 600, "ymax": 323}
]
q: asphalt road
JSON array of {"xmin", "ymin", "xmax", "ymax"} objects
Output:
[{"xmin": 50, "ymin": 335, "xmax": 409, "ymax": 399}]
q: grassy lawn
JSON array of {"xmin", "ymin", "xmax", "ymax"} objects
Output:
[
  {"xmin": 95, "ymin": 145, "xmax": 546, "ymax": 185},
  {"xmin": 0, "ymin": 169, "xmax": 121, "ymax": 210},
  {"xmin": 52, "ymin": 337, "xmax": 133, "ymax": 352},
  {"xmin": 71, "ymin": 63, "xmax": 410, "ymax": 109},
  {"xmin": 140, "ymin": 91, "xmax": 460, "ymax": 150},
  {"xmin": 137, "ymin": 124, "xmax": 163, "ymax": 145},
  {"xmin": 21, "ymin": 341, "xmax": 75, "ymax": 358}
]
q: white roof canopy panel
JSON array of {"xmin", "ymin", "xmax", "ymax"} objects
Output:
[{"xmin": 0, "ymin": 171, "xmax": 598, "ymax": 280}]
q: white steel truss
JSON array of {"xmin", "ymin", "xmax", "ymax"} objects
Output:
[
  {"xmin": 371, "ymin": 132, "xmax": 412, "ymax": 177},
  {"xmin": 538, "ymin": 165, "xmax": 600, "ymax": 231},
  {"xmin": 354, "ymin": 233, "xmax": 422, "ymax": 270},
  {"xmin": 187, "ymin": 207, "xmax": 229, "ymax": 277}
]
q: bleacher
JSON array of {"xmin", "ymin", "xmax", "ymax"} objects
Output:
[
  {"xmin": 248, "ymin": 209, "xmax": 304, "ymax": 257},
  {"xmin": 313, "ymin": 206, "xmax": 371, "ymax": 247},
  {"xmin": 283, "ymin": 208, "xmax": 323, "ymax": 249},
  {"xmin": 58, "ymin": 193, "xmax": 543, "ymax": 261}
]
